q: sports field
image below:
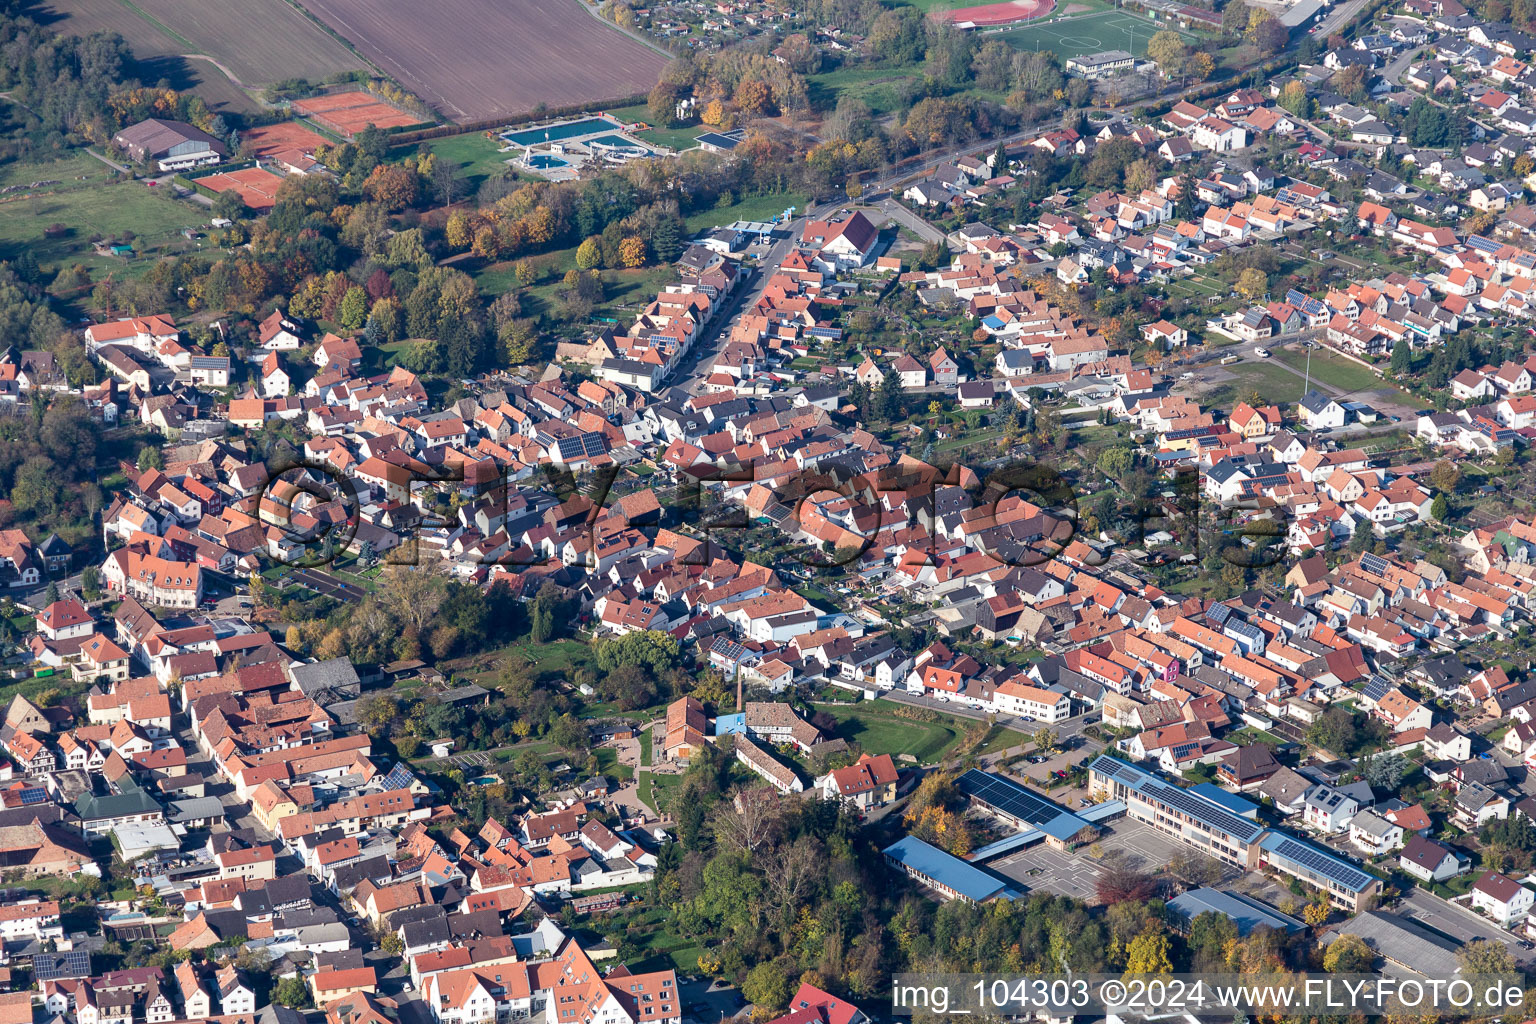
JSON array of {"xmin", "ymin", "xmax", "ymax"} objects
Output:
[{"xmin": 996, "ymin": 9, "xmax": 1178, "ymax": 57}]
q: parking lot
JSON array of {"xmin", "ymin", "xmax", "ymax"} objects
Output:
[
  {"xmin": 991, "ymin": 819, "xmax": 1240, "ymax": 900},
  {"xmin": 290, "ymin": 567, "xmax": 367, "ymax": 602}
]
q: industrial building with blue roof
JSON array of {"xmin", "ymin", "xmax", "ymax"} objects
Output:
[{"xmin": 883, "ymin": 836, "xmax": 1021, "ymax": 904}]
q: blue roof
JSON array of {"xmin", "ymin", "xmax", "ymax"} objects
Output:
[
  {"xmin": 1168, "ymin": 887, "xmax": 1306, "ymax": 934},
  {"xmin": 883, "ymin": 836, "xmax": 1019, "ymax": 902},
  {"xmin": 1191, "ymin": 782, "xmax": 1261, "ymax": 818}
]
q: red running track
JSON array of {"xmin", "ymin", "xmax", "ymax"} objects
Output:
[{"xmin": 937, "ymin": 0, "xmax": 1057, "ymax": 25}]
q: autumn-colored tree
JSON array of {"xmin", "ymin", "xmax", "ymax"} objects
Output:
[
  {"xmin": 619, "ymin": 236, "xmax": 647, "ymax": 268},
  {"xmin": 1123, "ymin": 931, "xmax": 1173, "ymax": 975},
  {"xmin": 370, "ymin": 297, "xmax": 403, "ymax": 342},
  {"xmin": 1322, "ymin": 933, "xmax": 1373, "ymax": 972},
  {"xmin": 702, "ymin": 99, "xmax": 728, "ymax": 126},
  {"xmin": 1146, "ymin": 30, "xmax": 1189, "ymax": 77},
  {"xmin": 575, "ymin": 237, "xmax": 602, "ymax": 270},
  {"xmin": 1278, "ymin": 80, "xmax": 1310, "ymax": 117},
  {"xmin": 1303, "ymin": 901, "xmax": 1331, "ymax": 927},
  {"xmin": 514, "ymin": 259, "xmax": 537, "ymax": 286},
  {"xmin": 1188, "ymin": 52, "xmax": 1215, "ymax": 82},
  {"xmin": 472, "ymin": 226, "xmax": 502, "ymax": 261},
  {"xmin": 1125, "ymin": 158, "xmax": 1157, "ymax": 195},
  {"xmin": 1430, "ymin": 459, "xmax": 1461, "ymax": 494},
  {"xmin": 1236, "ymin": 266, "xmax": 1269, "ymax": 301},
  {"xmin": 445, "ymin": 211, "xmax": 473, "ymax": 251},
  {"xmin": 363, "ymin": 163, "xmax": 419, "ymax": 211},
  {"xmin": 735, "ymin": 78, "xmax": 773, "ymax": 116}
]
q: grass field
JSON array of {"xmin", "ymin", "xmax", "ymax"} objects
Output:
[
  {"xmin": 1273, "ymin": 346, "xmax": 1387, "ymax": 397},
  {"xmin": 0, "ymin": 151, "xmax": 111, "ymax": 190},
  {"xmin": 1199, "ymin": 361, "xmax": 1309, "ymax": 411},
  {"xmin": 41, "ymin": 0, "xmax": 366, "ymax": 87},
  {"xmin": 603, "ymin": 103, "xmax": 705, "ymax": 153},
  {"xmin": 814, "ymin": 700, "xmax": 968, "ymax": 763},
  {"xmin": 0, "ymin": 178, "xmax": 207, "ymax": 276},
  {"xmin": 995, "ymin": 9, "xmax": 1180, "ymax": 57},
  {"xmin": 682, "ymin": 190, "xmax": 808, "ymax": 234},
  {"xmin": 808, "ymin": 65, "xmax": 925, "ymax": 117},
  {"xmin": 427, "ymin": 133, "xmax": 518, "ymax": 194}
]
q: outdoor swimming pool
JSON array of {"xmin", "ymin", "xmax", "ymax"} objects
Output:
[
  {"xmin": 503, "ymin": 116, "xmax": 620, "ymax": 147},
  {"xmin": 588, "ymin": 134, "xmax": 647, "ymax": 151},
  {"xmin": 525, "ymin": 154, "xmax": 569, "ymax": 169}
]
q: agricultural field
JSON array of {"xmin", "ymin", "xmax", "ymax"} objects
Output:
[
  {"xmin": 293, "ymin": 0, "xmax": 669, "ymax": 123},
  {"xmin": 38, "ymin": 0, "xmax": 366, "ymax": 89}
]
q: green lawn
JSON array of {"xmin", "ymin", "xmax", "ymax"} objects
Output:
[
  {"xmin": 0, "ymin": 151, "xmax": 111, "ymax": 189},
  {"xmin": 1214, "ymin": 361, "xmax": 1313, "ymax": 407},
  {"xmin": 0, "ymin": 176, "xmax": 209, "ymax": 278},
  {"xmin": 1272, "ymin": 346, "xmax": 1386, "ymax": 396},
  {"xmin": 814, "ymin": 700, "xmax": 969, "ymax": 763},
  {"xmin": 427, "ymin": 133, "xmax": 518, "ymax": 193},
  {"xmin": 807, "ymin": 65, "xmax": 923, "ymax": 117},
  {"xmin": 637, "ymin": 770, "xmax": 682, "ymax": 813},
  {"xmin": 682, "ymin": 190, "xmax": 809, "ymax": 235},
  {"xmin": 476, "ymin": 249, "xmax": 675, "ymax": 312},
  {"xmin": 602, "ymin": 103, "xmax": 706, "ymax": 153},
  {"xmin": 995, "ymin": 9, "xmax": 1186, "ymax": 57},
  {"xmin": 593, "ymin": 746, "xmax": 635, "ymax": 782}
]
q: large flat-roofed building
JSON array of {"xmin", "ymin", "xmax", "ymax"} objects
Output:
[
  {"xmin": 883, "ymin": 836, "xmax": 1020, "ymax": 904},
  {"xmin": 1087, "ymin": 755, "xmax": 1264, "ymax": 868},
  {"xmin": 1258, "ymin": 832, "xmax": 1381, "ymax": 910},
  {"xmin": 956, "ymin": 769, "xmax": 1100, "ymax": 851}
]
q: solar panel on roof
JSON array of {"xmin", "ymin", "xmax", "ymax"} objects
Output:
[
  {"xmin": 582, "ymin": 432, "xmax": 606, "ymax": 457},
  {"xmin": 1466, "ymin": 235, "xmax": 1502, "ymax": 253},
  {"xmin": 1146, "ymin": 779, "xmax": 1264, "ymax": 841},
  {"xmin": 1363, "ymin": 676, "xmax": 1393, "ymax": 701},
  {"xmin": 1359, "ymin": 552, "xmax": 1390, "ymax": 577},
  {"xmin": 1272, "ymin": 837, "xmax": 1372, "ymax": 890},
  {"xmin": 381, "ymin": 763, "xmax": 416, "ymax": 791},
  {"xmin": 958, "ymin": 769, "xmax": 1069, "ymax": 828},
  {"xmin": 19, "ymin": 786, "xmax": 48, "ymax": 804},
  {"xmin": 556, "ymin": 436, "xmax": 585, "ymax": 460},
  {"xmin": 33, "ymin": 950, "xmax": 90, "ymax": 981}
]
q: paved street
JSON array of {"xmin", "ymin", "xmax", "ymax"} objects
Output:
[
  {"xmin": 1397, "ymin": 888, "xmax": 1534, "ymax": 963},
  {"xmin": 1313, "ymin": 0, "xmax": 1371, "ymax": 39}
]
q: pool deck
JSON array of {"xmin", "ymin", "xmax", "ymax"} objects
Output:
[{"xmin": 502, "ymin": 115, "xmax": 662, "ymax": 181}]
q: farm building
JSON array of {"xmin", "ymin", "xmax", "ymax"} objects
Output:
[{"xmin": 113, "ymin": 119, "xmax": 228, "ymax": 171}]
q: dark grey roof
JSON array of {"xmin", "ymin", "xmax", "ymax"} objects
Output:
[{"xmin": 289, "ymin": 658, "xmax": 361, "ymax": 696}]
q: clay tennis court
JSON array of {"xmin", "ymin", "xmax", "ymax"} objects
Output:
[
  {"xmin": 199, "ymin": 167, "xmax": 286, "ymax": 210},
  {"xmin": 243, "ymin": 122, "xmax": 331, "ymax": 159},
  {"xmin": 294, "ymin": 0, "xmax": 670, "ymax": 123},
  {"xmin": 938, "ymin": 0, "xmax": 1057, "ymax": 25},
  {"xmin": 291, "ymin": 91, "xmax": 421, "ymax": 137}
]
